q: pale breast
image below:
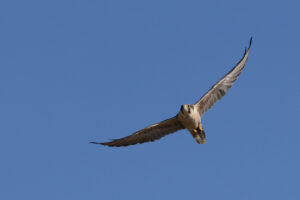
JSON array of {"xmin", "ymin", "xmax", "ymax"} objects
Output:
[{"xmin": 178, "ymin": 109, "xmax": 200, "ymax": 129}]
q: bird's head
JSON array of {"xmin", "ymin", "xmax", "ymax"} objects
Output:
[{"xmin": 180, "ymin": 104, "xmax": 192, "ymax": 113}]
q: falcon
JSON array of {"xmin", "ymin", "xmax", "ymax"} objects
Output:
[{"xmin": 91, "ymin": 38, "xmax": 252, "ymax": 147}]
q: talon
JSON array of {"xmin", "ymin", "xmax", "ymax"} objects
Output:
[
  {"xmin": 193, "ymin": 129, "xmax": 198, "ymax": 133},
  {"xmin": 199, "ymin": 124, "xmax": 204, "ymax": 132}
]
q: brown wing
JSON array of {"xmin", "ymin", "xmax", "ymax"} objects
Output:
[
  {"xmin": 91, "ymin": 116, "xmax": 184, "ymax": 147},
  {"xmin": 194, "ymin": 38, "xmax": 252, "ymax": 116}
]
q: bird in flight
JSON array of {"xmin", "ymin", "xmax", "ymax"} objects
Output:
[{"xmin": 91, "ymin": 38, "xmax": 252, "ymax": 147}]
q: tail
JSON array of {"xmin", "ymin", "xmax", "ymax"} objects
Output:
[{"xmin": 190, "ymin": 128, "xmax": 206, "ymax": 144}]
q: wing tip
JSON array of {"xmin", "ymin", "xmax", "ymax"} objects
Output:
[
  {"xmin": 90, "ymin": 140, "xmax": 133, "ymax": 147},
  {"xmin": 243, "ymin": 37, "xmax": 253, "ymax": 55},
  {"xmin": 90, "ymin": 141, "xmax": 111, "ymax": 146},
  {"xmin": 248, "ymin": 37, "xmax": 253, "ymax": 49},
  {"xmin": 90, "ymin": 141, "xmax": 102, "ymax": 144}
]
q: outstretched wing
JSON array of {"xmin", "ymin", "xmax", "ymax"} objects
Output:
[
  {"xmin": 91, "ymin": 116, "xmax": 184, "ymax": 147},
  {"xmin": 194, "ymin": 38, "xmax": 252, "ymax": 116}
]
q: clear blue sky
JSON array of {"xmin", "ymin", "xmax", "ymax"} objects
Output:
[{"xmin": 1, "ymin": 0, "xmax": 299, "ymax": 199}]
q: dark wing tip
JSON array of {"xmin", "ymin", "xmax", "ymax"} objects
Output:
[
  {"xmin": 90, "ymin": 140, "xmax": 131, "ymax": 147},
  {"xmin": 90, "ymin": 141, "xmax": 106, "ymax": 145},
  {"xmin": 244, "ymin": 37, "xmax": 253, "ymax": 55},
  {"xmin": 248, "ymin": 37, "xmax": 253, "ymax": 49}
]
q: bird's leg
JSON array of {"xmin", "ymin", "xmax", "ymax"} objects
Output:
[
  {"xmin": 191, "ymin": 123, "xmax": 206, "ymax": 144},
  {"xmin": 193, "ymin": 123, "xmax": 204, "ymax": 134},
  {"xmin": 198, "ymin": 123, "xmax": 204, "ymax": 132}
]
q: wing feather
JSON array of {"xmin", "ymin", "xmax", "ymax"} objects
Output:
[
  {"xmin": 194, "ymin": 38, "xmax": 252, "ymax": 116},
  {"xmin": 91, "ymin": 116, "xmax": 184, "ymax": 147}
]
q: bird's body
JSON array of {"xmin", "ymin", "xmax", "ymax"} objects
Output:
[
  {"xmin": 91, "ymin": 38, "xmax": 252, "ymax": 147},
  {"xmin": 177, "ymin": 104, "xmax": 205, "ymax": 144},
  {"xmin": 178, "ymin": 105, "xmax": 200, "ymax": 130}
]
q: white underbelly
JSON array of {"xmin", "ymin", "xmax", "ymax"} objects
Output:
[{"xmin": 178, "ymin": 112, "xmax": 200, "ymax": 129}]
